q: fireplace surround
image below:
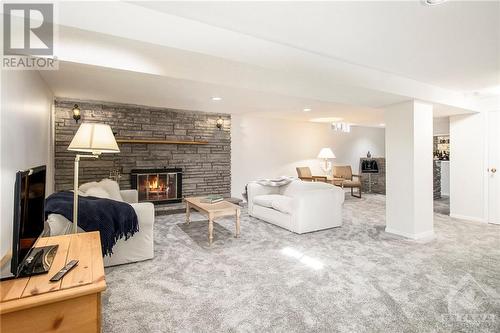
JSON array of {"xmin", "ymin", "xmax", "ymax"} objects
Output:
[
  {"xmin": 131, "ymin": 168, "xmax": 182, "ymax": 204},
  {"xmin": 54, "ymin": 99, "xmax": 231, "ymax": 198}
]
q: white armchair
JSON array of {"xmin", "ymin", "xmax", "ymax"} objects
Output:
[
  {"xmin": 103, "ymin": 189, "xmax": 155, "ymax": 267},
  {"xmin": 47, "ymin": 179, "xmax": 155, "ymax": 267},
  {"xmin": 247, "ymin": 180, "xmax": 344, "ymax": 234}
]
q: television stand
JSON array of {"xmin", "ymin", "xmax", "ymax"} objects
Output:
[
  {"xmin": 16, "ymin": 245, "xmax": 58, "ymax": 278},
  {"xmin": 1, "ymin": 232, "xmax": 106, "ymax": 333}
]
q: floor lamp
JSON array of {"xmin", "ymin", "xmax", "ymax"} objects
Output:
[
  {"xmin": 67, "ymin": 123, "xmax": 120, "ymax": 234},
  {"xmin": 317, "ymin": 148, "xmax": 336, "ymax": 175}
]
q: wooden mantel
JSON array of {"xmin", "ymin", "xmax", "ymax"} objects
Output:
[{"xmin": 116, "ymin": 139, "xmax": 209, "ymax": 145}]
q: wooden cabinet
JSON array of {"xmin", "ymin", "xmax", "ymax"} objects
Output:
[{"xmin": 0, "ymin": 232, "xmax": 106, "ymax": 333}]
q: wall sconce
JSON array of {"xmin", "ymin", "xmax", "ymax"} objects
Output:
[
  {"xmin": 72, "ymin": 104, "xmax": 81, "ymax": 123},
  {"xmin": 216, "ymin": 116, "xmax": 223, "ymax": 130}
]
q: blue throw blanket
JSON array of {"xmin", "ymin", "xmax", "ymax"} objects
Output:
[{"xmin": 45, "ymin": 191, "xmax": 139, "ymax": 256}]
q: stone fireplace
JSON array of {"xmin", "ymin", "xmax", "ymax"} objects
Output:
[
  {"xmin": 53, "ymin": 99, "xmax": 231, "ymax": 201},
  {"xmin": 131, "ymin": 168, "xmax": 183, "ymax": 204}
]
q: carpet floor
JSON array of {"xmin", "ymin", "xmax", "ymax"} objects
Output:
[{"xmin": 103, "ymin": 194, "xmax": 500, "ymax": 333}]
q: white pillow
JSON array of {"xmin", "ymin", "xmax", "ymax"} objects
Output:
[
  {"xmin": 79, "ymin": 179, "xmax": 123, "ymax": 202},
  {"xmin": 79, "ymin": 181, "xmax": 99, "ymax": 193},
  {"xmin": 84, "ymin": 187, "xmax": 111, "ymax": 199},
  {"xmin": 97, "ymin": 179, "xmax": 123, "ymax": 202}
]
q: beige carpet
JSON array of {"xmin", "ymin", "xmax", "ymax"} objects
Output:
[{"xmin": 103, "ymin": 194, "xmax": 500, "ymax": 332}]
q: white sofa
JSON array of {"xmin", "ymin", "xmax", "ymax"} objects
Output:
[
  {"xmin": 47, "ymin": 179, "xmax": 155, "ymax": 267},
  {"xmin": 247, "ymin": 180, "xmax": 344, "ymax": 234}
]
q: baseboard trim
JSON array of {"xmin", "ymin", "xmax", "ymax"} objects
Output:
[
  {"xmin": 385, "ymin": 227, "xmax": 435, "ymax": 240},
  {"xmin": 449, "ymin": 214, "xmax": 486, "ymax": 223}
]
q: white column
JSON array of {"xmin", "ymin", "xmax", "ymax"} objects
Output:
[{"xmin": 385, "ymin": 100, "xmax": 434, "ymax": 239}]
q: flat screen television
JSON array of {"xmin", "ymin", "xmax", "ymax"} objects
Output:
[{"xmin": 11, "ymin": 165, "xmax": 57, "ymax": 277}]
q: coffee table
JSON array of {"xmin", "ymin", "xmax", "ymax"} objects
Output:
[{"xmin": 184, "ymin": 197, "xmax": 241, "ymax": 245}]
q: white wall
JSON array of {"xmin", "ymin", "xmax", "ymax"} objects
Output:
[
  {"xmin": 1, "ymin": 70, "xmax": 54, "ymax": 259},
  {"xmin": 231, "ymin": 114, "xmax": 385, "ymax": 198},
  {"xmin": 449, "ymin": 113, "xmax": 487, "ymax": 222},
  {"xmin": 433, "ymin": 117, "xmax": 449, "ymax": 135}
]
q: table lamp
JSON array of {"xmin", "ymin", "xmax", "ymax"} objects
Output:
[
  {"xmin": 68, "ymin": 123, "xmax": 120, "ymax": 233},
  {"xmin": 317, "ymin": 148, "xmax": 336, "ymax": 174}
]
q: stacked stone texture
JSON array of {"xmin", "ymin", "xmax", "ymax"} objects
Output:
[
  {"xmin": 359, "ymin": 157, "xmax": 386, "ymax": 194},
  {"xmin": 433, "ymin": 161, "xmax": 442, "ymax": 200},
  {"xmin": 54, "ymin": 99, "xmax": 231, "ymax": 199}
]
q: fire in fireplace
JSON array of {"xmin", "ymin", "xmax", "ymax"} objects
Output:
[{"xmin": 131, "ymin": 168, "xmax": 182, "ymax": 204}]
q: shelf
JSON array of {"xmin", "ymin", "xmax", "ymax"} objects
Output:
[{"xmin": 116, "ymin": 139, "xmax": 209, "ymax": 145}]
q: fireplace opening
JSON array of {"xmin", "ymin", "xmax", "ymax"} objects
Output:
[{"xmin": 131, "ymin": 168, "xmax": 182, "ymax": 204}]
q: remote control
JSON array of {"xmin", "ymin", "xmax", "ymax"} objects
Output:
[{"xmin": 50, "ymin": 260, "xmax": 79, "ymax": 282}]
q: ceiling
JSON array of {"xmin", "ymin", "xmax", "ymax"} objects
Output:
[
  {"xmin": 36, "ymin": 1, "xmax": 499, "ymax": 125},
  {"xmin": 41, "ymin": 61, "xmax": 385, "ymax": 124},
  {"xmin": 134, "ymin": 0, "xmax": 500, "ymax": 92}
]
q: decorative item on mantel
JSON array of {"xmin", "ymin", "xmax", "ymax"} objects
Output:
[{"xmin": 109, "ymin": 168, "xmax": 122, "ymax": 182}]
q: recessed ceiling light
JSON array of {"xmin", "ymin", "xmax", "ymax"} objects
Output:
[
  {"xmin": 379, "ymin": 123, "xmax": 386, "ymax": 127},
  {"xmin": 422, "ymin": 0, "xmax": 447, "ymax": 6},
  {"xmin": 211, "ymin": 97, "xmax": 222, "ymax": 101},
  {"xmin": 303, "ymin": 108, "xmax": 312, "ymax": 112}
]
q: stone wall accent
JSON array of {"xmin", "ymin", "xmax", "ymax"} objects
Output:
[
  {"xmin": 359, "ymin": 157, "xmax": 386, "ymax": 194},
  {"xmin": 433, "ymin": 161, "xmax": 441, "ymax": 200},
  {"xmin": 54, "ymin": 99, "xmax": 231, "ymax": 199}
]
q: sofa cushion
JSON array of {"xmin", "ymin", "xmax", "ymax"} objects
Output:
[
  {"xmin": 253, "ymin": 194, "xmax": 282, "ymax": 208},
  {"xmin": 271, "ymin": 196, "xmax": 293, "ymax": 215},
  {"xmin": 253, "ymin": 194, "xmax": 293, "ymax": 215}
]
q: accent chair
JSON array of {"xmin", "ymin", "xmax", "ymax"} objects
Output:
[
  {"xmin": 296, "ymin": 167, "xmax": 327, "ymax": 182},
  {"xmin": 332, "ymin": 165, "xmax": 362, "ymax": 198}
]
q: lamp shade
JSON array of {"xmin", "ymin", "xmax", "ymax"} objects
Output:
[
  {"xmin": 317, "ymin": 148, "xmax": 336, "ymax": 159},
  {"xmin": 68, "ymin": 123, "xmax": 120, "ymax": 154}
]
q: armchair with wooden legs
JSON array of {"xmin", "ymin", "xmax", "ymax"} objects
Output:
[
  {"xmin": 296, "ymin": 167, "xmax": 327, "ymax": 182},
  {"xmin": 332, "ymin": 165, "xmax": 362, "ymax": 198}
]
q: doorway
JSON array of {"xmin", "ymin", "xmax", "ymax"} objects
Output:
[{"xmin": 433, "ymin": 117, "xmax": 450, "ymax": 215}]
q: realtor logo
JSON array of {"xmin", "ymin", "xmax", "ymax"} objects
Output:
[
  {"xmin": 3, "ymin": 3, "xmax": 53, "ymax": 55},
  {"xmin": 3, "ymin": 3, "xmax": 57, "ymax": 70}
]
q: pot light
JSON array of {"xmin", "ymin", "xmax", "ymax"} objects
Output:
[
  {"xmin": 379, "ymin": 123, "xmax": 386, "ymax": 127},
  {"xmin": 303, "ymin": 108, "xmax": 312, "ymax": 112},
  {"xmin": 422, "ymin": 0, "xmax": 447, "ymax": 6},
  {"xmin": 211, "ymin": 96, "xmax": 222, "ymax": 101}
]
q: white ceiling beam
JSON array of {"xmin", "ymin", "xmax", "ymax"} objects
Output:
[{"xmin": 52, "ymin": 1, "xmax": 481, "ymax": 112}]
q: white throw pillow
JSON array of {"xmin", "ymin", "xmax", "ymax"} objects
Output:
[
  {"xmin": 79, "ymin": 181, "xmax": 99, "ymax": 193},
  {"xmin": 84, "ymin": 187, "xmax": 112, "ymax": 199},
  {"xmin": 79, "ymin": 179, "xmax": 124, "ymax": 202},
  {"xmin": 97, "ymin": 179, "xmax": 123, "ymax": 202},
  {"xmin": 280, "ymin": 180, "xmax": 334, "ymax": 197},
  {"xmin": 271, "ymin": 196, "xmax": 293, "ymax": 215}
]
